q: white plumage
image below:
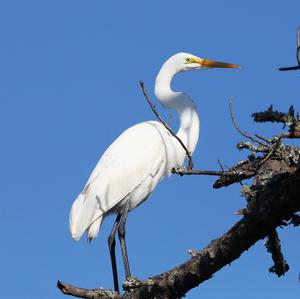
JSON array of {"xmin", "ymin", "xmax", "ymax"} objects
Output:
[
  {"xmin": 69, "ymin": 52, "xmax": 238, "ymax": 291},
  {"xmin": 70, "ymin": 121, "xmax": 177, "ymax": 240}
]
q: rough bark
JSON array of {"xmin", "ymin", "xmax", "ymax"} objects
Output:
[{"xmin": 58, "ymin": 141, "xmax": 300, "ymax": 299}]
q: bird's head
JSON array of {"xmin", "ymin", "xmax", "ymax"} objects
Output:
[
  {"xmin": 155, "ymin": 52, "xmax": 240, "ymax": 104},
  {"xmin": 168, "ymin": 52, "xmax": 240, "ymax": 73}
]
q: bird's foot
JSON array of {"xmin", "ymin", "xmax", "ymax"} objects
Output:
[
  {"xmin": 123, "ymin": 276, "xmax": 155, "ymax": 292},
  {"xmin": 92, "ymin": 287, "xmax": 119, "ymax": 298},
  {"xmin": 171, "ymin": 164, "xmax": 186, "ymax": 176},
  {"xmin": 122, "ymin": 276, "xmax": 142, "ymax": 291}
]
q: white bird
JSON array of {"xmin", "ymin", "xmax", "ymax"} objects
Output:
[{"xmin": 69, "ymin": 52, "xmax": 239, "ymax": 292}]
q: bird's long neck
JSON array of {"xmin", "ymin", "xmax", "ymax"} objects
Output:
[{"xmin": 154, "ymin": 63, "xmax": 200, "ymax": 156}]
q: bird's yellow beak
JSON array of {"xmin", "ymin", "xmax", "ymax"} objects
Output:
[
  {"xmin": 187, "ymin": 57, "xmax": 240, "ymax": 69},
  {"xmin": 199, "ymin": 58, "xmax": 240, "ymax": 69}
]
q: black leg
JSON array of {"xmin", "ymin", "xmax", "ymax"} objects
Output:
[
  {"xmin": 118, "ymin": 200, "xmax": 131, "ymax": 278},
  {"xmin": 108, "ymin": 213, "xmax": 122, "ymax": 292}
]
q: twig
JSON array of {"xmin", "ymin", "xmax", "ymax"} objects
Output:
[
  {"xmin": 229, "ymin": 97, "xmax": 266, "ymax": 146},
  {"xmin": 278, "ymin": 65, "xmax": 300, "ymax": 71},
  {"xmin": 255, "ymin": 134, "xmax": 270, "ymax": 144},
  {"xmin": 280, "ymin": 25, "xmax": 300, "ymax": 70},
  {"xmin": 257, "ymin": 137, "xmax": 281, "ymax": 167},
  {"xmin": 278, "ymin": 129, "xmax": 300, "ymax": 139},
  {"xmin": 213, "ymin": 158, "xmax": 259, "ymax": 188},
  {"xmin": 57, "ymin": 281, "xmax": 121, "ymax": 299},
  {"xmin": 172, "ymin": 167, "xmax": 225, "ymax": 176},
  {"xmin": 236, "ymin": 141, "xmax": 268, "ymax": 153},
  {"xmin": 265, "ymin": 230, "xmax": 289, "ymax": 277},
  {"xmin": 172, "ymin": 160, "xmax": 258, "ymax": 189},
  {"xmin": 217, "ymin": 159, "xmax": 225, "ymax": 171},
  {"xmin": 139, "ymin": 80, "xmax": 193, "ymax": 169}
]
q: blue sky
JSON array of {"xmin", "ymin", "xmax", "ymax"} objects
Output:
[{"xmin": 1, "ymin": 1, "xmax": 300, "ymax": 298}]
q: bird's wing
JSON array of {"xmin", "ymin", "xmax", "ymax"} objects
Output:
[
  {"xmin": 70, "ymin": 121, "xmax": 168, "ymax": 240},
  {"xmin": 86, "ymin": 121, "xmax": 167, "ymax": 209}
]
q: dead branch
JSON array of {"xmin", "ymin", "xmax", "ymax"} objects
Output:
[
  {"xmin": 255, "ymin": 133, "xmax": 271, "ymax": 144},
  {"xmin": 139, "ymin": 81, "xmax": 193, "ymax": 169},
  {"xmin": 172, "ymin": 166, "xmax": 224, "ymax": 176},
  {"xmin": 265, "ymin": 230, "xmax": 289, "ymax": 277},
  {"xmin": 279, "ymin": 25, "xmax": 300, "ymax": 71},
  {"xmin": 252, "ymin": 105, "xmax": 300, "ymax": 138},
  {"xmin": 213, "ymin": 158, "xmax": 259, "ymax": 188},
  {"xmin": 278, "ymin": 65, "xmax": 300, "ymax": 71},
  {"xmin": 229, "ymin": 97, "xmax": 266, "ymax": 146},
  {"xmin": 58, "ymin": 140, "xmax": 300, "ymax": 298},
  {"xmin": 252, "ymin": 105, "xmax": 290, "ymax": 124},
  {"xmin": 172, "ymin": 158, "xmax": 258, "ymax": 188},
  {"xmin": 57, "ymin": 281, "xmax": 121, "ymax": 299},
  {"xmin": 59, "ymin": 69, "xmax": 300, "ymax": 298}
]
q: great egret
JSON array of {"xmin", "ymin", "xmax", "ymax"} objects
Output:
[{"xmin": 69, "ymin": 52, "xmax": 239, "ymax": 292}]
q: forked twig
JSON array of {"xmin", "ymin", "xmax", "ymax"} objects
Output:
[
  {"xmin": 255, "ymin": 134, "xmax": 270, "ymax": 144},
  {"xmin": 229, "ymin": 97, "xmax": 266, "ymax": 146},
  {"xmin": 139, "ymin": 80, "xmax": 193, "ymax": 169},
  {"xmin": 257, "ymin": 137, "xmax": 281, "ymax": 167}
]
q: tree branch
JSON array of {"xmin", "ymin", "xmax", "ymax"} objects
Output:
[
  {"xmin": 57, "ymin": 280, "xmax": 121, "ymax": 299},
  {"xmin": 58, "ymin": 142, "xmax": 300, "ymax": 298},
  {"xmin": 278, "ymin": 65, "xmax": 300, "ymax": 71},
  {"xmin": 252, "ymin": 105, "xmax": 300, "ymax": 139},
  {"xmin": 265, "ymin": 230, "xmax": 289, "ymax": 277},
  {"xmin": 229, "ymin": 97, "xmax": 267, "ymax": 146}
]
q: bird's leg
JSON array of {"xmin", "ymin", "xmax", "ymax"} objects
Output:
[
  {"xmin": 108, "ymin": 213, "xmax": 122, "ymax": 292},
  {"xmin": 118, "ymin": 200, "xmax": 131, "ymax": 278}
]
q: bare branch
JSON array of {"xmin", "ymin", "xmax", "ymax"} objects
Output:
[
  {"xmin": 265, "ymin": 230, "xmax": 289, "ymax": 277},
  {"xmin": 57, "ymin": 281, "xmax": 121, "ymax": 299},
  {"xmin": 139, "ymin": 80, "xmax": 193, "ymax": 169},
  {"xmin": 213, "ymin": 158, "xmax": 259, "ymax": 188},
  {"xmin": 255, "ymin": 133, "xmax": 270, "ymax": 144},
  {"xmin": 278, "ymin": 65, "xmax": 300, "ymax": 71},
  {"xmin": 172, "ymin": 160, "xmax": 258, "ymax": 188},
  {"xmin": 217, "ymin": 159, "xmax": 225, "ymax": 171},
  {"xmin": 58, "ymin": 152, "xmax": 300, "ymax": 298},
  {"xmin": 257, "ymin": 137, "xmax": 281, "ymax": 167},
  {"xmin": 280, "ymin": 26, "xmax": 300, "ymax": 70},
  {"xmin": 252, "ymin": 105, "xmax": 300, "ymax": 139},
  {"xmin": 236, "ymin": 141, "xmax": 268, "ymax": 153},
  {"xmin": 172, "ymin": 166, "xmax": 224, "ymax": 176},
  {"xmin": 229, "ymin": 97, "xmax": 266, "ymax": 146},
  {"xmin": 60, "ymin": 81, "xmax": 300, "ymax": 299},
  {"xmin": 252, "ymin": 105, "xmax": 293, "ymax": 124}
]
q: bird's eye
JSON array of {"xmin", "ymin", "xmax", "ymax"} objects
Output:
[{"xmin": 185, "ymin": 58, "xmax": 191, "ymax": 63}]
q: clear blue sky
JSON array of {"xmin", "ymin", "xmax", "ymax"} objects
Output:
[{"xmin": 1, "ymin": 1, "xmax": 300, "ymax": 298}]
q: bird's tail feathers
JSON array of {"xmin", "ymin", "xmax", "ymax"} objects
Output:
[
  {"xmin": 69, "ymin": 193, "xmax": 103, "ymax": 241},
  {"xmin": 87, "ymin": 216, "xmax": 103, "ymax": 241}
]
